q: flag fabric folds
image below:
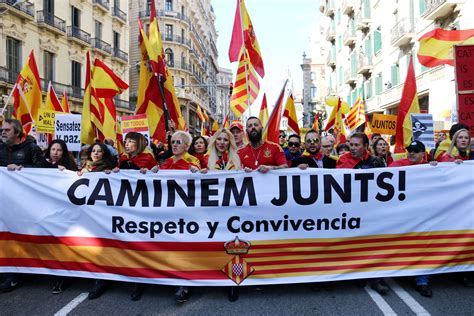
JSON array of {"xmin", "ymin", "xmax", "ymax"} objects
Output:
[
  {"xmin": 283, "ymin": 94, "xmax": 300, "ymax": 135},
  {"xmin": 417, "ymin": 28, "xmax": 474, "ymax": 68},
  {"xmin": 312, "ymin": 112, "xmax": 320, "ymax": 132},
  {"xmin": 13, "ymin": 50, "xmax": 42, "ymax": 133},
  {"xmin": 345, "ymin": 96, "xmax": 367, "ymax": 131},
  {"xmin": 259, "ymin": 93, "xmax": 269, "ymax": 126},
  {"xmin": 223, "ymin": 115, "xmax": 230, "ymax": 129},
  {"xmin": 61, "ymin": 90, "xmax": 70, "ymax": 113},
  {"xmin": 197, "ymin": 105, "xmax": 205, "ymax": 122},
  {"xmin": 80, "ymin": 52, "xmax": 95, "ymax": 144},
  {"xmin": 325, "ymin": 97, "xmax": 348, "ymax": 146},
  {"xmin": 45, "ymin": 82, "xmax": 64, "ymax": 112},
  {"xmin": 230, "ymin": 50, "xmax": 260, "ymax": 118},
  {"xmin": 228, "ymin": 0, "xmax": 264, "ymax": 78},
  {"xmin": 263, "ymin": 80, "xmax": 288, "ymax": 143},
  {"xmin": 394, "ymin": 56, "xmax": 420, "ymax": 154},
  {"xmin": 211, "ymin": 120, "xmax": 219, "ymax": 136}
]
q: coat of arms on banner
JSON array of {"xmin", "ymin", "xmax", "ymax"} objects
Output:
[{"xmin": 222, "ymin": 236, "xmax": 254, "ymax": 285}]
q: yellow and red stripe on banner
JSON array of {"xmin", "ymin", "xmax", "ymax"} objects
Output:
[{"xmin": 1, "ymin": 230, "xmax": 472, "ymax": 284}]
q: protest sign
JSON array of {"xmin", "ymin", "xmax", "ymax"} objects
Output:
[
  {"xmin": 411, "ymin": 113, "xmax": 435, "ymax": 149},
  {"xmin": 371, "ymin": 113, "xmax": 397, "ymax": 135},
  {"xmin": 36, "ymin": 109, "xmax": 56, "ymax": 133},
  {"xmin": 454, "ymin": 45, "xmax": 474, "ymax": 133},
  {"xmin": 54, "ymin": 113, "xmax": 82, "ymax": 151}
]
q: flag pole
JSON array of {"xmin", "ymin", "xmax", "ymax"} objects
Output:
[
  {"xmin": 153, "ymin": 72, "xmax": 171, "ymax": 135},
  {"xmin": 0, "ymin": 83, "xmax": 17, "ymax": 116}
]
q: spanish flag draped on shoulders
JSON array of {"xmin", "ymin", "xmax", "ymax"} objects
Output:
[
  {"xmin": 208, "ymin": 152, "xmax": 240, "ymax": 171},
  {"xmin": 161, "ymin": 152, "xmax": 200, "ymax": 170},
  {"xmin": 118, "ymin": 149, "xmax": 157, "ymax": 170},
  {"xmin": 192, "ymin": 152, "xmax": 209, "ymax": 170}
]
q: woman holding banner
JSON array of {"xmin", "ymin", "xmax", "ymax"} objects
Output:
[
  {"xmin": 39, "ymin": 139, "xmax": 78, "ymax": 171},
  {"xmin": 188, "ymin": 135, "xmax": 208, "ymax": 168},
  {"xmin": 202, "ymin": 129, "xmax": 241, "ymax": 171},
  {"xmin": 437, "ymin": 128, "xmax": 472, "ymax": 162},
  {"xmin": 371, "ymin": 138, "xmax": 394, "ymax": 167}
]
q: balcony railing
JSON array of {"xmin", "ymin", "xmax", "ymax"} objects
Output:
[
  {"xmin": 326, "ymin": 49, "xmax": 336, "ymax": 67},
  {"xmin": 139, "ymin": 9, "xmax": 191, "ymax": 25},
  {"xmin": 390, "ymin": 18, "xmax": 415, "ymax": 46},
  {"xmin": 357, "ymin": 54, "xmax": 373, "ymax": 74},
  {"xmin": 342, "ymin": 0, "xmax": 355, "ymax": 15},
  {"xmin": 344, "ymin": 68, "xmax": 357, "ymax": 84},
  {"xmin": 0, "ymin": 0, "xmax": 34, "ymax": 18},
  {"xmin": 91, "ymin": 38, "xmax": 112, "ymax": 54},
  {"xmin": 112, "ymin": 7, "xmax": 126, "ymax": 23},
  {"xmin": 324, "ymin": 0, "xmax": 335, "ymax": 16},
  {"xmin": 37, "ymin": 11, "xmax": 66, "ymax": 34},
  {"xmin": 355, "ymin": 8, "xmax": 371, "ymax": 30},
  {"xmin": 343, "ymin": 29, "xmax": 357, "ymax": 46},
  {"xmin": 422, "ymin": 0, "xmax": 460, "ymax": 20},
  {"xmin": 326, "ymin": 23, "xmax": 336, "ymax": 41},
  {"xmin": 0, "ymin": 66, "xmax": 19, "ymax": 84},
  {"xmin": 70, "ymin": 86, "xmax": 84, "ymax": 99},
  {"xmin": 162, "ymin": 35, "xmax": 191, "ymax": 47},
  {"xmin": 113, "ymin": 49, "xmax": 128, "ymax": 62},
  {"xmin": 169, "ymin": 61, "xmax": 192, "ymax": 72},
  {"xmin": 67, "ymin": 26, "xmax": 91, "ymax": 45},
  {"xmin": 93, "ymin": 0, "xmax": 109, "ymax": 12},
  {"xmin": 114, "ymin": 97, "xmax": 131, "ymax": 110}
]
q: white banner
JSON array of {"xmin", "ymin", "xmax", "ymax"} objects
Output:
[
  {"xmin": 0, "ymin": 163, "xmax": 473, "ymax": 286},
  {"xmin": 54, "ymin": 114, "xmax": 82, "ymax": 151}
]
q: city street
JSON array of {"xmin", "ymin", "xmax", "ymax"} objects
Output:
[{"xmin": 1, "ymin": 273, "xmax": 473, "ymax": 315}]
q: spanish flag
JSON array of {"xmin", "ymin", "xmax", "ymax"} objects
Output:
[
  {"xmin": 283, "ymin": 93, "xmax": 300, "ymax": 135},
  {"xmin": 394, "ymin": 56, "xmax": 420, "ymax": 154},
  {"xmin": 312, "ymin": 112, "xmax": 320, "ymax": 132},
  {"xmin": 80, "ymin": 52, "xmax": 95, "ymax": 144},
  {"xmin": 417, "ymin": 28, "xmax": 474, "ymax": 68},
  {"xmin": 259, "ymin": 93, "xmax": 269, "ymax": 126},
  {"xmin": 211, "ymin": 120, "xmax": 219, "ymax": 136},
  {"xmin": 197, "ymin": 105, "xmax": 205, "ymax": 122},
  {"xmin": 263, "ymin": 80, "xmax": 287, "ymax": 143},
  {"xmin": 223, "ymin": 115, "xmax": 230, "ymax": 129},
  {"xmin": 44, "ymin": 82, "xmax": 64, "ymax": 113},
  {"xmin": 229, "ymin": 0, "xmax": 265, "ymax": 78},
  {"xmin": 325, "ymin": 97, "xmax": 348, "ymax": 146},
  {"xmin": 60, "ymin": 90, "xmax": 70, "ymax": 113}
]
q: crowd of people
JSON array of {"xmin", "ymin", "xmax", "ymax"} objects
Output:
[{"xmin": 0, "ymin": 117, "xmax": 472, "ymax": 303}]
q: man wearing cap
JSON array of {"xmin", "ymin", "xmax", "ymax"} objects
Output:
[
  {"xmin": 238, "ymin": 116, "xmax": 287, "ymax": 173},
  {"xmin": 230, "ymin": 121, "xmax": 245, "ymax": 149},
  {"xmin": 284, "ymin": 134, "xmax": 302, "ymax": 167}
]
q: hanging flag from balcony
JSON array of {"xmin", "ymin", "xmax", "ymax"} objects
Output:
[
  {"xmin": 229, "ymin": 0, "xmax": 265, "ymax": 78},
  {"xmin": 230, "ymin": 49, "xmax": 260, "ymax": 118},
  {"xmin": 283, "ymin": 93, "xmax": 300, "ymax": 135},
  {"xmin": 417, "ymin": 28, "xmax": 474, "ymax": 68},
  {"xmin": 263, "ymin": 80, "xmax": 287, "ymax": 143},
  {"xmin": 345, "ymin": 96, "xmax": 366, "ymax": 131},
  {"xmin": 394, "ymin": 56, "xmax": 420, "ymax": 155},
  {"xmin": 13, "ymin": 50, "xmax": 42, "ymax": 134},
  {"xmin": 258, "ymin": 93, "xmax": 269, "ymax": 126}
]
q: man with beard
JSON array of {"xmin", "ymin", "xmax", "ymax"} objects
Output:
[
  {"xmin": 238, "ymin": 117, "xmax": 287, "ymax": 173},
  {"xmin": 292, "ymin": 130, "xmax": 336, "ymax": 169}
]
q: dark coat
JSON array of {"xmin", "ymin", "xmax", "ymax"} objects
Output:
[{"xmin": 0, "ymin": 139, "xmax": 43, "ymax": 167}]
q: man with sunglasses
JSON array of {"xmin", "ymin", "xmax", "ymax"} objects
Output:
[
  {"xmin": 292, "ymin": 130, "xmax": 336, "ymax": 169},
  {"xmin": 284, "ymin": 134, "xmax": 302, "ymax": 167},
  {"xmin": 389, "ymin": 140, "xmax": 429, "ymax": 167},
  {"xmin": 279, "ymin": 130, "xmax": 287, "ymax": 149}
]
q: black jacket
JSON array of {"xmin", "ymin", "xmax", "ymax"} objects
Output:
[
  {"xmin": 0, "ymin": 139, "xmax": 43, "ymax": 167},
  {"xmin": 292, "ymin": 155, "xmax": 337, "ymax": 169}
]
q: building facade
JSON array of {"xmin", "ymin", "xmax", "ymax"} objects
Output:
[
  {"xmin": 0, "ymin": 0, "xmax": 131, "ymax": 116},
  {"xmin": 216, "ymin": 66, "xmax": 232, "ymax": 124},
  {"xmin": 319, "ymin": 0, "xmax": 474, "ymax": 131},
  {"xmin": 129, "ymin": 0, "xmax": 219, "ymax": 135}
]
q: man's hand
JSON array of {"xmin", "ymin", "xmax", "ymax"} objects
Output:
[
  {"xmin": 151, "ymin": 165, "xmax": 160, "ymax": 173},
  {"xmin": 244, "ymin": 167, "xmax": 253, "ymax": 173},
  {"xmin": 257, "ymin": 165, "xmax": 272, "ymax": 173},
  {"xmin": 7, "ymin": 164, "xmax": 22, "ymax": 171},
  {"xmin": 298, "ymin": 164, "xmax": 309, "ymax": 170}
]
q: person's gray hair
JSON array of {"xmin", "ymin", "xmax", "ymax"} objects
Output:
[
  {"xmin": 172, "ymin": 130, "xmax": 192, "ymax": 146},
  {"xmin": 4, "ymin": 119, "xmax": 23, "ymax": 138}
]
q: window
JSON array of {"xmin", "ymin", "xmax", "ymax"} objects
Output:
[
  {"xmin": 374, "ymin": 27, "xmax": 382, "ymax": 54},
  {"xmin": 95, "ymin": 20, "xmax": 102, "ymax": 39},
  {"xmin": 113, "ymin": 31, "xmax": 120, "ymax": 51},
  {"xmin": 375, "ymin": 73, "xmax": 383, "ymax": 95},
  {"xmin": 181, "ymin": 78, "xmax": 185, "ymax": 87},
  {"xmin": 310, "ymin": 72, "xmax": 316, "ymax": 81},
  {"xmin": 114, "ymin": 0, "xmax": 120, "ymax": 9},
  {"xmin": 338, "ymin": 35, "xmax": 342, "ymax": 51},
  {"xmin": 165, "ymin": 48, "xmax": 174, "ymax": 67},
  {"xmin": 181, "ymin": 52, "xmax": 186, "ymax": 66},
  {"xmin": 391, "ymin": 64, "xmax": 400, "ymax": 86},
  {"xmin": 336, "ymin": 9, "xmax": 341, "ymax": 24},
  {"xmin": 71, "ymin": 61, "xmax": 81, "ymax": 90},
  {"xmin": 146, "ymin": 0, "xmax": 152, "ymax": 15},
  {"xmin": 351, "ymin": 89, "xmax": 358, "ymax": 105},
  {"xmin": 165, "ymin": 0, "xmax": 173, "ymax": 11},
  {"xmin": 71, "ymin": 6, "xmax": 80, "ymax": 28},
  {"xmin": 310, "ymin": 86, "xmax": 317, "ymax": 99},
  {"xmin": 365, "ymin": 79, "xmax": 373, "ymax": 99},
  {"xmin": 165, "ymin": 24, "xmax": 173, "ymax": 40},
  {"xmin": 419, "ymin": 0, "xmax": 425, "ymax": 15},
  {"xmin": 364, "ymin": 35, "xmax": 373, "ymax": 60},
  {"xmin": 181, "ymin": 5, "xmax": 185, "ymax": 16},
  {"xmin": 44, "ymin": 51, "xmax": 55, "ymax": 83},
  {"xmin": 44, "ymin": 0, "xmax": 54, "ymax": 21},
  {"xmin": 181, "ymin": 28, "xmax": 185, "ymax": 43},
  {"xmin": 6, "ymin": 37, "xmax": 21, "ymax": 81}
]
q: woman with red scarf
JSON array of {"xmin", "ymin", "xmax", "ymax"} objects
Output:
[
  {"xmin": 115, "ymin": 132, "xmax": 158, "ymax": 173},
  {"xmin": 202, "ymin": 129, "xmax": 241, "ymax": 171},
  {"xmin": 188, "ymin": 135, "xmax": 208, "ymax": 168},
  {"xmin": 437, "ymin": 128, "xmax": 472, "ymax": 163}
]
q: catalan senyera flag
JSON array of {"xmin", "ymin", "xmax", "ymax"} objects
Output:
[
  {"xmin": 312, "ymin": 112, "xmax": 320, "ymax": 132},
  {"xmin": 13, "ymin": 50, "xmax": 42, "ymax": 133},
  {"xmin": 345, "ymin": 96, "xmax": 366, "ymax": 131},
  {"xmin": 44, "ymin": 82, "xmax": 64, "ymax": 113},
  {"xmin": 229, "ymin": 0, "xmax": 264, "ymax": 78},
  {"xmin": 325, "ymin": 97, "xmax": 347, "ymax": 146},
  {"xmin": 283, "ymin": 93, "xmax": 300, "ymax": 135},
  {"xmin": 395, "ymin": 56, "xmax": 420, "ymax": 154},
  {"xmin": 197, "ymin": 105, "xmax": 205, "ymax": 122},
  {"xmin": 230, "ymin": 49, "xmax": 260, "ymax": 118},
  {"xmin": 263, "ymin": 80, "xmax": 287, "ymax": 143},
  {"xmin": 418, "ymin": 28, "xmax": 474, "ymax": 68},
  {"xmin": 61, "ymin": 90, "xmax": 70, "ymax": 113},
  {"xmin": 259, "ymin": 93, "xmax": 269, "ymax": 126}
]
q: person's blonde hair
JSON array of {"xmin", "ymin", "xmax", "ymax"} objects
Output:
[
  {"xmin": 172, "ymin": 131, "xmax": 192, "ymax": 149},
  {"xmin": 207, "ymin": 129, "xmax": 241, "ymax": 170},
  {"xmin": 448, "ymin": 128, "xmax": 471, "ymax": 156}
]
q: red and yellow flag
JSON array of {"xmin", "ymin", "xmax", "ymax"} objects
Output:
[
  {"xmin": 45, "ymin": 82, "xmax": 64, "ymax": 113},
  {"xmin": 229, "ymin": 0, "xmax": 264, "ymax": 78},
  {"xmin": 116, "ymin": 116, "xmax": 125, "ymax": 155},
  {"xmin": 230, "ymin": 49, "xmax": 260, "ymax": 118},
  {"xmin": 61, "ymin": 90, "xmax": 70, "ymax": 113},
  {"xmin": 283, "ymin": 93, "xmax": 299, "ymax": 135},
  {"xmin": 418, "ymin": 28, "xmax": 474, "ymax": 68},
  {"xmin": 263, "ymin": 80, "xmax": 287, "ymax": 143},
  {"xmin": 312, "ymin": 112, "xmax": 320, "ymax": 132},
  {"xmin": 223, "ymin": 115, "xmax": 229, "ymax": 129},
  {"xmin": 211, "ymin": 120, "xmax": 219, "ymax": 136},
  {"xmin": 80, "ymin": 52, "xmax": 95, "ymax": 144},
  {"xmin": 345, "ymin": 96, "xmax": 366, "ymax": 131},
  {"xmin": 394, "ymin": 56, "xmax": 420, "ymax": 154},
  {"xmin": 325, "ymin": 96, "xmax": 349, "ymax": 146},
  {"xmin": 197, "ymin": 105, "xmax": 205, "ymax": 122},
  {"xmin": 13, "ymin": 50, "xmax": 42, "ymax": 133},
  {"xmin": 259, "ymin": 93, "xmax": 269, "ymax": 126}
]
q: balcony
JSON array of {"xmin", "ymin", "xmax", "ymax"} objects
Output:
[
  {"xmin": 91, "ymin": 38, "xmax": 112, "ymax": 55},
  {"xmin": 344, "ymin": 68, "xmax": 357, "ymax": 85},
  {"xmin": 342, "ymin": 0, "xmax": 355, "ymax": 15},
  {"xmin": 67, "ymin": 26, "xmax": 91, "ymax": 46},
  {"xmin": 37, "ymin": 11, "xmax": 66, "ymax": 35},
  {"xmin": 326, "ymin": 23, "xmax": 336, "ymax": 41},
  {"xmin": 93, "ymin": 0, "xmax": 109, "ymax": 13},
  {"xmin": 169, "ymin": 61, "xmax": 192, "ymax": 73},
  {"xmin": 326, "ymin": 49, "xmax": 336, "ymax": 67},
  {"xmin": 0, "ymin": 66, "xmax": 18, "ymax": 85},
  {"xmin": 112, "ymin": 7, "xmax": 127, "ymax": 23},
  {"xmin": 139, "ymin": 9, "xmax": 191, "ymax": 25},
  {"xmin": 357, "ymin": 54, "xmax": 373, "ymax": 74},
  {"xmin": 112, "ymin": 48, "xmax": 128, "ymax": 63},
  {"xmin": 114, "ymin": 97, "xmax": 132, "ymax": 110},
  {"xmin": 324, "ymin": 0, "xmax": 335, "ymax": 16},
  {"xmin": 70, "ymin": 86, "xmax": 84, "ymax": 100},
  {"xmin": 343, "ymin": 29, "xmax": 357, "ymax": 46},
  {"xmin": 423, "ymin": 0, "xmax": 462, "ymax": 20},
  {"xmin": 390, "ymin": 18, "xmax": 415, "ymax": 47},
  {"xmin": 0, "ymin": 0, "xmax": 34, "ymax": 20},
  {"xmin": 162, "ymin": 35, "xmax": 191, "ymax": 47},
  {"xmin": 355, "ymin": 9, "xmax": 371, "ymax": 30}
]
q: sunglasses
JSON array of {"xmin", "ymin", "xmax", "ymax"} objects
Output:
[
  {"xmin": 171, "ymin": 140, "xmax": 184, "ymax": 145},
  {"xmin": 407, "ymin": 148, "xmax": 421, "ymax": 153},
  {"xmin": 288, "ymin": 142, "xmax": 300, "ymax": 147},
  {"xmin": 306, "ymin": 138, "xmax": 320, "ymax": 144},
  {"xmin": 279, "ymin": 135, "xmax": 286, "ymax": 138}
]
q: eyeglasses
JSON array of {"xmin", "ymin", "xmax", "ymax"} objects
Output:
[
  {"xmin": 288, "ymin": 142, "xmax": 300, "ymax": 147},
  {"xmin": 171, "ymin": 140, "xmax": 183, "ymax": 145},
  {"xmin": 279, "ymin": 135, "xmax": 286, "ymax": 138},
  {"xmin": 306, "ymin": 138, "xmax": 320, "ymax": 144}
]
